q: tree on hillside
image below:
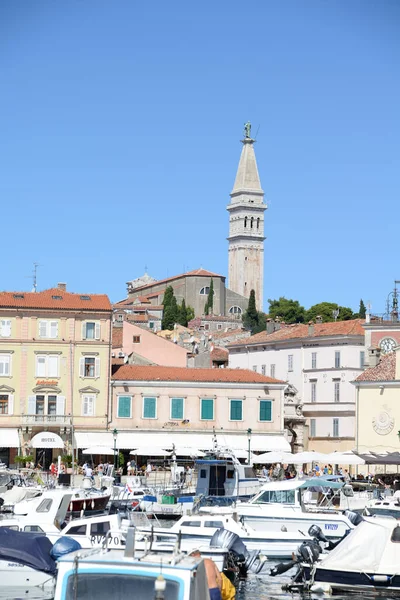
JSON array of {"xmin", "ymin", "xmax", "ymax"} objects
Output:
[
  {"xmin": 305, "ymin": 302, "xmax": 354, "ymax": 323},
  {"xmin": 243, "ymin": 289, "xmax": 267, "ymax": 334},
  {"xmin": 177, "ymin": 299, "xmax": 188, "ymax": 327},
  {"xmin": 162, "ymin": 285, "xmax": 178, "ymax": 330},
  {"xmin": 358, "ymin": 299, "xmax": 366, "ymax": 319},
  {"xmin": 204, "ymin": 279, "xmax": 214, "ymax": 315},
  {"xmin": 267, "ymin": 297, "xmax": 306, "ymax": 324}
]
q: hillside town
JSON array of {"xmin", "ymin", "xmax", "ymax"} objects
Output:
[{"xmin": 1, "ymin": 124, "xmax": 399, "ymax": 473}]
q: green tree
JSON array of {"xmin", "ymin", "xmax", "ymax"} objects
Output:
[
  {"xmin": 267, "ymin": 297, "xmax": 306, "ymax": 324},
  {"xmin": 305, "ymin": 302, "xmax": 354, "ymax": 323},
  {"xmin": 185, "ymin": 305, "xmax": 195, "ymax": 323},
  {"xmin": 243, "ymin": 290, "xmax": 267, "ymax": 334},
  {"xmin": 177, "ymin": 299, "xmax": 188, "ymax": 327},
  {"xmin": 358, "ymin": 299, "xmax": 366, "ymax": 319},
  {"xmin": 204, "ymin": 279, "xmax": 214, "ymax": 315},
  {"xmin": 162, "ymin": 285, "xmax": 178, "ymax": 330}
]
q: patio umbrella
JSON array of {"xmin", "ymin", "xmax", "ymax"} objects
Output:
[
  {"xmin": 82, "ymin": 446, "xmax": 117, "ymax": 455},
  {"xmin": 254, "ymin": 451, "xmax": 295, "ymax": 464},
  {"xmin": 326, "ymin": 452, "xmax": 365, "ymax": 465},
  {"xmin": 129, "ymin": 448, "xmax": 172, "ymax": 457},
  {"xmin": 289, "ymin": 451, "xmax": 330, "ymax": 464}
]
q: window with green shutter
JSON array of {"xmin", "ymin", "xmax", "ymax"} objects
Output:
[
  {"xmin": 171, "ymin": 398, "xmax": 183, "ymax": 420},
  {"xmin": 259, "ymin": 400, "xmax": 272, "ymax": 422},
  {"xmin": 143, "ymin": 397, "xmax": 157, "ymax": 419},
  {"xmin": 201, "ymin": 398, "xmax": 214, "ymax": 420},
  {"xmin": 118, "ymin": 396, "xmax": 131, "ymax": 418},
  {"xmin": 230, "ymin": 399, "xmax": 242, "ymax": 421}
]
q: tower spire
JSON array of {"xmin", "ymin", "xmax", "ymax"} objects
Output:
[{"xmin": 227, "ymin": 123, "xmax": 267, "ymax": 310}]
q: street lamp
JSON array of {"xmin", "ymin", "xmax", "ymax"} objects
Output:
[
  {"xmin": 247, "ymin": 428, "xmax": 252, "ymax": 464},
  {"xmin": 113, "ymin": 428, "xmax": 118, "ymax": 473}
]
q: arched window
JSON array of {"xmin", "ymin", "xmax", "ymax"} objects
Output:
[
  {"xmin": 199, "ymin": 287, "xmax": 210, "ymax": 295},
  {"xmin": 244, "ymin": 217, "xmax": 247, "ymax": 228},
  {"xmin": 257, "ymin": 217, "xmax": 260, "ymax": 229},
  {"xmin": 229, "ymin": 306, "xmax": 242, "ymax": 314}
]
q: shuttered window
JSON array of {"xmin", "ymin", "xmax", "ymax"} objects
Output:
[
  {"xmin": 118, "ymin": 396, "xmax": 132, "ymax": 418},
  {"xmin": 230, "ymin": 399, "xmax": 243, "ymax": 421},
  {"xmin": 259, "ymin": 400, "xmax": 272, "ymax": 422},
  {"xmin": 0, "ymin": 320, "xmax": 11, "ymax": 337},
  {"xmin": 82, "ymin": 394, "xmax": 95, "ymax": 416},
  {"xmin": 143, "ymin": 397, "xmax": 157, "ymax": 419},
  {"xmin": 38, "ymin": 320, "xmax": 58, "ymax": 339},
  {"xmin": 0, "ymin": 355, "xmax": 11, "ymax": 376},
  {"xmin": 200, "ymin": 399, "xmax": 214, "ymax": 421},
  {"xmin": 170, "ymin": 398, "xmax": 184, "ymax": 420}
]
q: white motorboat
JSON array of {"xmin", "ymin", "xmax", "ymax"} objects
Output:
[
  {"xmin": 289, "ymin": 516, "xmax": 400, "ymax": 594},
  {"xmin": 365, "ymin": 491, "xmax": 400, "ymax": 518},
  {"xmin": 201, "ymin": 478, "xmax": 357, "ymax": 540},
  {"xmin": 53, "ymin": 534, "xmax": 211, "ymax": 600},
  {"xmin": 137, "ymin": 512, "xmax": 312, "ymax": 559}
]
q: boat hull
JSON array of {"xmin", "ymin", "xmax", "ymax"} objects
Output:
[
  {"xmin": 0, "ymin": 558, "xmax": 55, "ymax": 589},
  {"xmin": 304, "ymin": 566, "xmax": 400, "ymax": 592}
]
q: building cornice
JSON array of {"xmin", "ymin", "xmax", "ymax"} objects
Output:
[
  {"xmin": 112, "ymin": 380, "xmax": 287, "ymax": 391},
  {"xmin": 228, "ymin": 335, "xmax": 364, "ymax": 351},
  {"xmin": 352, "ymin": 380, "xmax": 400, "ymax": 388}
]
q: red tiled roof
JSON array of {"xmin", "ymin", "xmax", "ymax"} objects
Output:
[
  {"xmin": 126, "ymin": 314, "xmax": 161, "ymax": 323},
  {"xmin": 0, "ymin": 288, "xmax": 111, "ymax": 311},
  {"xmin": 355, "ymin": 352, "xmax": 397, "ymax": 382},
  {"xmin": 211, "ymin": 347, "xmax": 229, "ymax": 361},
  {"xmin": 211, "ymin": 328, "xmax": 250, "ymax": 340},
  {"xmin": 128, "ymin": 268, "xmax": 224, "ymax": 293},
  {"xmin": 112, "ymin": 364, "xmax": 284, "ymax": 384},
  {"xmin": 189, "ymin": 315, "xmax": 242, "ymax": 325},
  {"xmin": 112, "ymin": 327, "xmax": 123, "ymax": 348},
  {"xmin": 229, "ymin": 319, "xmax": 365, "ymax": 346}
]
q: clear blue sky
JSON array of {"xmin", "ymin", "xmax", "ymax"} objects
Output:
[{"xmin": 1, "ymin": 0, "xmax": 399, "ymax": 313}]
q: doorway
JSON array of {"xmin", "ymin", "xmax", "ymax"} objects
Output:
[
  {"xmin": 35, "ymin": 448, "xmax": 53, "ymax": 470},
  {"xmin": 209, "ymin": 465, "xmax": 226, "ymax": 496}
]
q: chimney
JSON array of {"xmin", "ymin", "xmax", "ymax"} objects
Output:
[
  {"xmin": 315, "ymin": 315, "xmax": 323, "ymax": 324},
  {"xmin": 368, "ymin": 347, "xmax": 381, "ymax": 368},
  {"xmin": 266, "ymin": 319, "xmax": 275, "ymax": 334},
  {"xmin": 57, "ymin": 282, "xmax": 67, "ymax": 291},
  {"xmin": 308, "ymin": 320, "xmax": 314, "ymax": 336},
  {"xmin": 274, "ymin": 317, "xmax": 281, "ymax": 331}
]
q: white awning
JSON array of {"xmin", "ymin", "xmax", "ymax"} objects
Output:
[
  {"xmin": 74, "ymin": 431, "xmax": 290, "ymax": 453},
  {"xmin": 0, "ymin": 428, "xmax": 20, "ymax": 448},
  {"xmin": 31, "ymin": 431, "xmax": 65, "ymax": 449}
]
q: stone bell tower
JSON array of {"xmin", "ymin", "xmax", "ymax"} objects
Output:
[{"xmin": 227, "ymin": 122, "xmax": 267, "ymax": 310}]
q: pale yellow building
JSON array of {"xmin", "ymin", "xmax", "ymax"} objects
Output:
[
  {"xmin": 0, "ymin": 285, "xmax": 112, "ymax": 467},
  {"xmin": 353, "ymin": 347, "xmax": 400, "ymax": 456}
]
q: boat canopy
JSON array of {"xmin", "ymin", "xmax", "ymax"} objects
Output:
[
  {"xmin": 0, "ymin": 527, "xmax": 56, "ymax": 574},
  {"xmin": 299, "ymin": 478, "xmax": 343, "ymax": 490},
  {"xmin": 319, "ymin": 517, "xmax": 400, "ymax": 573}
]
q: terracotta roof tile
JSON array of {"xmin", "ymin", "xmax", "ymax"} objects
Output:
[
  {"xmin": 211, "ymin": 347, "xmax": 229, "ymax": 361},
  {"xmin": 127, "ymin": 268, "xmax": 224, "ymax": 293},
  {"xmin": 0, "ymin": 288, "xmax": 111, "ymax": 311},
  {"xmin": 112, "ymin": 364, "xmax": 284, "ymax": 384},
  {"xmin": 126, "ymin": 314, "xmax": 161, "ymax": 323},
  {"xmin": 229, "ymin": 319, "xmax": 365, "ymax": 346},
  {"xmin": 211, "ymin": 328, "xmax": 250, "ymax": 340},
  {"xmin": 355, "ymin": 352, "xmax": 397, "ymax": 382},
  {"xmin": 112, "ymin": 327, "xmax": 123, "ymax": 348}
]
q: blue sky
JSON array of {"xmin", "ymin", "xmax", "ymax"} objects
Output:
[{"xmin": 1, "ymin": 0, "xmax": 399, "ymax": 313}]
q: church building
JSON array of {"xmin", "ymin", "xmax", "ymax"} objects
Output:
[{"xmin": 120, "ymin": 124, "xmax": 267, "ymax": 318}]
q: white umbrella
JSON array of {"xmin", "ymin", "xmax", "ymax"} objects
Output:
[
  {"xmin": 326, "ymin": 452, "xmax": 365, "ymax": 465},
  {"xmin": 130, "ymin": 448, "xmax": 172, "ymax": 457},
  {"xmin": 82, "ymin": 446, "xmax": 117, "ymax": 455},
  {"xmin": 289, "ymin": 451, "xmax": 330, "ymax": 464},
  {"xmin": 254, "ymin": 451, "xmax": 295, "ymax": 464}
]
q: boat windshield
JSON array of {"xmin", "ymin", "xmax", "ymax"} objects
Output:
[
  {"xmin": 253, "ymin": 489, "xmax": 296, "ymax": 504},
  {"xmin": 65, "ymin": 573, "xmax": 180, "ymax": 600}
]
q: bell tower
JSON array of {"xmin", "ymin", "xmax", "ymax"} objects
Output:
[{"xmin": 227, "ymin": 123, "xmax": 267, "ymax": 310}]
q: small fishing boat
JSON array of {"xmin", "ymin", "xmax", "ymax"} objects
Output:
[{"xmin": 283, "ymin": 516, "xmax": 400, "ymax": 594}]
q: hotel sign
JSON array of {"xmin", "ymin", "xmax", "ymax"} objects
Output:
[{"xmin": 36, "ymin": 380, "xmax": 58, "ymax": 386}]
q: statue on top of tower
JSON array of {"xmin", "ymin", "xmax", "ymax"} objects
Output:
[{"xmin": 244, "ymin": 121, "xmax": 251, "ymax": 139}]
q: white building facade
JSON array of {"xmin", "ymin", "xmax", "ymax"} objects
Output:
[{"xmin": 228, "ymin": 320, "xmax": 366, "ymax": 453}]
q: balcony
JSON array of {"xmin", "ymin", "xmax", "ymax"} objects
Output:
[{"xmin": 21, "ymin": 414, "xmax": 72, "ymax": 426}]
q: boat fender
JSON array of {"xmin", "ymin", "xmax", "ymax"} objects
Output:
[
  {"xmin": 132, "ymin": 476, "xmax": 141, "ymax": 488},
  {"xmin": 310, "ymin": 583, "xmax": 332, "ymax": 594},
  {"xmin": 51, "ymin": 536, "xmax": 82, "ymax": 559},
  {"xmin": 270, "ymin": 560, "xmax": 297, "ymax": 577}
]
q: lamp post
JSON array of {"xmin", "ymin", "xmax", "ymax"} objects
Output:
[
  {"xmin": 113, "ymin": 428, "xmax": 118, "ymax": 473},
  {"xmin": 247, "ymin": 428, "xmax": 252, "ymax": 464}
]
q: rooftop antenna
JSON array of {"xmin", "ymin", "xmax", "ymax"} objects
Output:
[
  {"xmin": 25, "ymin": 262, "xmax": 41, "ymax": 292},
  {"xmin": 332, "ymin": 308, "xmax": 340, "ymax": 322}
]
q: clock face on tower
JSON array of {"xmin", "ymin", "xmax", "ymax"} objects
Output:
[{"xmin": 380, "ymin": 337, "xmax": 396, "ymax": 354}]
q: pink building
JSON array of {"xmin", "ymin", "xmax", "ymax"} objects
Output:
[{"xmin": 112, "ymin": 321, "xmax": 188, "ymax": 367}]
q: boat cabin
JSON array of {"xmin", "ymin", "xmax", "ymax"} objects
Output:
[{"xmin": 195, "ymin": 456, "xmax": 259, "ymax": 498}]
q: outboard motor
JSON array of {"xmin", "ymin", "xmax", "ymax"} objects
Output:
[
  {"xmin": 343, "ymin": 509, "xmax": 364, "ymax": 526},
  {"xmin": 210, "ymin": 529, "xmax": 268, "ymax": 577},
  {"xmin": 308, "ymin": 524, "xmax": 328, "ymax": 543}
]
